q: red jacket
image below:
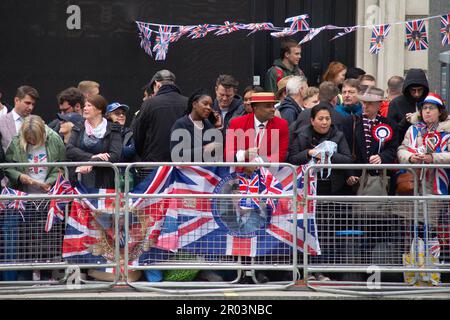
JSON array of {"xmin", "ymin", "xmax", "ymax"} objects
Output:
[{"xmin": 225, "ymin": 113, "xmax": 289, "ymax": 163}]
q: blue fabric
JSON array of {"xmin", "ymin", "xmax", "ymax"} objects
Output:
[
  {"xmin": 335, "ymin": 103, "xmax": 363, "ymax": 118},
  {"xmin": 144, "ymin": 270, "xmax": 163, "ymax": 282},
  {"xmin": 1, "ymin": 211, "xmax": 21, "ymax": 281}
]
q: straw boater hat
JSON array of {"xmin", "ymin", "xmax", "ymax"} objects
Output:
[
  {"xmin": 275, "ymin": 75, "xmax": 294, "ymax": 99},
  {"xmin": 250, "ymin": 92, "xmax": 278, "ymax": 104},
  {"xmin": 357, "ymin": 86, "xmax": 385, "ymax": 102}
]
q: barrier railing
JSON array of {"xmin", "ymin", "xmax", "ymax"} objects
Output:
[
  {"xmin": 2, "ymin": 162, "xmax": 450, "ymax": 296},
  {"xmin": 303, "ymin": 163, "xmax": 450, "ymax": 297},
  {"xmin": 0, "ymin": 162, "xmax": 121, "ymax": 294}
]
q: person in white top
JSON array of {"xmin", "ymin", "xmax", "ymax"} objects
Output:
[{"xmin": 0, "ymin": 85, "xmax": 38, "ymax": 152}]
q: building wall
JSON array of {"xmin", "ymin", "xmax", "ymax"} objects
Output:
[{"xmin": 356, "ymin": 0, "xmax": 435, "ymax": 91}]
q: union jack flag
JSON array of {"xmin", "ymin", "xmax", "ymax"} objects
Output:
[
  {"xmin": 153, "ymin": 26, "xmax": 172, "ymax": 61},
  {"xmin": 405, "ymin": 19, "xmax": 428, "ymax": 51},
  {"xmin": 330, "ymin": 27, "xmax": 357, "ymax": 41},
  {"xmin": 0, "ymin": 187, "xmax": 27, "ymax": 221},
  {"xmin": 244, "ymin": 22, "xmax": 275, "ymax": 36},
  {"xmin": 169, "ymin": 26, "xmax": 194, "ymax": 43},
  {"xmin": 285, "ymin": 14, "xmax": 310, "ymax": 33},
  {"xmin": 188, "ymin": 24, "xmax": 217, "ymax": 39},
  {"xmin": 441, "ymin": 14, "xmax": 450, "ymax": 46},
  {"xmin": 214, "ymin": 21, "xmax": 244, "ymax": 36},
  {"xmin": 270, "ymin": 28, "xmax": 298, "ymax": 38},
  {"xmin": 369, "ymin": 24, "xmax": 391, "ymax": 54},
  {"xmin": 45, "ymin": 173, "xmax": 74, "ymax": 232},
  {"xmin": 238, "ymin": 173, "xmax": 260, "ymax": 210},
  {"xmin": 136, "ymin": 22, "xmax": 154, "ymax": 58}
]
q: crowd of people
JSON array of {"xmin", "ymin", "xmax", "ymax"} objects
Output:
[{"xmin": 0, "ymin": 37, "xmax": 448, "ymax": 283}]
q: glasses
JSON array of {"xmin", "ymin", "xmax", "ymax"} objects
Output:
[{"xmin": 421, "ymin": 105, "xmax": 438, "ymax": 111}]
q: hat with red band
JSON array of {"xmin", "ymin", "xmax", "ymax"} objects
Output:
[{"xmin": 250, "ymin": 92, "xmax": 278, "ymax": 104}]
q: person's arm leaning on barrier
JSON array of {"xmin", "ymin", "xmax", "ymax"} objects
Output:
[
  {"xmin": 65, "ymin": 125, "xmax": 96, "ymax": 161},
  {"xmin": 397, "ymin": 125, "xmax": 416, "ymax": 164}
]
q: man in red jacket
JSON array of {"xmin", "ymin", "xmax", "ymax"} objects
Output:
[{"xmin": 225, "ymin": 92, "xmax": 289, "ymax": 165}]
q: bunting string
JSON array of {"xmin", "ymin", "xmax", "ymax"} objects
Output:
[{"xmin": 136, "ymin": 12, "xmax": 450, "ymax": 60}]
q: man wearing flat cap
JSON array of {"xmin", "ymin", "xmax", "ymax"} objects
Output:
[
  {"xmin": 225, "ymin": 92, "xmax": 289, "ymax": 166},
  {"xmin": 343, "ymin": 86, "xmax": 399, "ymax": 189}
]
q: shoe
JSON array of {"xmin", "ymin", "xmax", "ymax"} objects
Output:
[
  {"xmin": 316, "ymin": 273, "xmax": 331, "ymax": 281},
  {"xmin": 196, "ymin": 270, "xmax": 224, "ymax": 282},
  {"xmin": 307, "ymin": 274, "xmax": 316, "ymax": 281}
]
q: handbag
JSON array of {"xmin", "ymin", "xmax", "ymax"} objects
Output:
[
  {"xmin": 357, "ymin": 169, "xmax": 388, "ymax": 196},
  {"xmin": 396, "ymin": 171, "xmax": 415, "ymax": 195}
]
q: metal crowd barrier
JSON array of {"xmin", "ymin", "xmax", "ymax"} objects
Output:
[
  {"xmin": 0, "ymin": 162, "xmax": 121, "ymax": 294},
  {"xmin": 303, "ymin": 163, "xmax": 450, "ymax": 297},
  {"xmin": 122, "ymin": 162, "xmax": 301, "ymax": 294}
]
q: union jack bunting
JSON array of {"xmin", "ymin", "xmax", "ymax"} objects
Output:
[
  {"xmin": 330, "ymin": 26, "xmax": 358, "ymax": 41},
  {"xmin": 270, "ymin": 28, "xmax": 298, "ymax": 38},
  {"xmin": 214, "ymin": 21, "xmax": 244, "ymax": 36},
  {"xmin": 369, "ymin": 24, "xmax": 391, "ymax": 54},
  {"xmin": 244, "ymin": 22, "xmax": 276, "ymax": 36},
  {"xmin": 405, "ymin": 19, "xmax": 429, "ymax": 51},
  {"xmin": 45, "ymin": 173, "xmax": 74, "ymax": 232},
  {"xmin": 299, "ymin": 26, "xmax": 327, "ymax": 45},
  {"xmin": 285, "ymin": 14, "xmax": 310, "ymax": 32},
  {"xmin": 441, "ymin": 14, "xmax": 450, "ymax": 46},
  {"xmin": 136, "ymin": 22, "xmax": 154, "ymax": 57},
  {"xmin": 188, "ymin": 24, "xmax": 217, "ymax": 39},
  {"xmin": 153, "ymin": 26, "xmax": 172, "ymax": 61},
  {"xmin": 132, "ymin": 165, "xmax": 320, "ymax": 263}
]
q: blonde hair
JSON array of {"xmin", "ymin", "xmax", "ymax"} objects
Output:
[
  {"xmin": 78, "ymin": 80, "xmax": 100, "ymax": 96},
  {"xmin": 19, "ymin": 115, "xmax": 46, "ymax": 152},
  {"xmin": 303, "ymin": 86, "xmax": 319, "ymax": 100}
]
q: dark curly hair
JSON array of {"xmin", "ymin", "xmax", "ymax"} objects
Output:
[{"xmin": 187, "ymin": 88, "xmax": 212, "ymax": 114}]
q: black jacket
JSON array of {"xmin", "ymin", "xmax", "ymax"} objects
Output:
[
  {"xmin": 66, "ymin": 121, "xmax": 122, "ymax": 189},
  {"xmin": 212, "ymin": 95, "xmax": 245, "ymax": 132},
  {"xmin": 278, "ymin": 96, "xmax": 303, "ymax": 126},
  {"xmin": 342, "ymin": 115, "xmax": 399, "ymax": 176},
  {"xmin": 387, "ymin": 68, "xmax": 429, "ymax": 140},
  {"xmin": 134, "ymin": 84, "xmax": 188, "ymax": 162},
  {"xmin": 170, "ymin": 115, "xmax": 221, "ymax": 162},
  {"xmin": 288, "ymin": 125, "xmax": 352, "ymax": 195}
]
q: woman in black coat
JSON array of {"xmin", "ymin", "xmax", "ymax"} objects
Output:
[
  {"xmin": 288, "ymin": 102, "xmax": 353, "ymax": 195},
  {"xmin": 170, "ymin": 89, "xmax": 222, "ymax": 162},
  {"xmin": 66, "ymin": 94, "xmax": 122, "ymax": 189}
]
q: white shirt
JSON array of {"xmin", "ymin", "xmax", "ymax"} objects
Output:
[
  {"xmin": 12, "ymin": 110, "xmax": 24, "ymax": 133},
  {"xmin": 236, "ymin": 116, "xmax": 268, "ymax": 162},
  {"xmin": 0, "ymin": 104, "xmax": 7, "ymax": 116},
  {"xmin": 26, "ymin": 145, "xmax": 48, "ymax": 194}
]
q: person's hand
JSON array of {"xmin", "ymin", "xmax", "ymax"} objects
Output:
[
  {"xmin": 76, "ymin": 166, "xmax": 93, "ymax": 174},
  {"xmin": 409, "ymin": 154, "xmax": 423, "ymax": 164},
  {"xmin": 19, "ymin": 174, "xmax": 34, "ymax": 185},
  {"xmin": 40, "ymin": 183, "xmax": 52, "ymax": 192},
  {"xmin": 245, "ymin": 148, "xmax": 259, "ymax": 162},
  {"xmin": 346, "ymin": 176, "xmax": 360, "ymax": 186},
  {"xmin": 92, "ymin": 153, "xmax": 110, "ymax": 161},
  {"xmin": 405, "ymin": 113, "xmax": 414, "ymax": 123},
  {"xmin": 369, "ymin": 155, "xmax": 382, "ymax": 164},
  {"xmin": 203, "ymin": 142, "xmax": 219, "ymax": 154},
  {"xmin": 212, "ymin": 111, "xmax": 223, "ymax": 129}
]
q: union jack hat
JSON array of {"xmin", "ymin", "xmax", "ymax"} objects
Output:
[
  {"xmin": 250, "ymin": 92, "xmax": 278, "ymax": 104},
  {"xmin": 420, "ymin": 92, "xmax": 445, "ymax": 109}
]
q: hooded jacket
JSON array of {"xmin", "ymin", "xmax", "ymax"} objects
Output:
[
  {"xmin": 387, "ymin": 69, "xmax": 429, "ymax": 140},
  {"xmin": 264, "ymin": 58, "xmax": 305, "ymax": 93},
  {"xmin": 278, "ymin": 96, "xmax": 303, "ymax": 125}
]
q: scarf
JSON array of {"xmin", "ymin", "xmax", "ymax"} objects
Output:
[{"xmin": 85, "ymin": 118, "xmax": 107, "ymax": 139}]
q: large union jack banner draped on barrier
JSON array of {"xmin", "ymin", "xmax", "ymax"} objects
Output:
[
  {"xmin": 60, "ymin": 165, "xmax": 320, "ymax": 266},
  {"xmin": 406, "ymin": 19, "xmax": 429, "ymax": 51}
]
